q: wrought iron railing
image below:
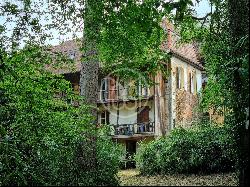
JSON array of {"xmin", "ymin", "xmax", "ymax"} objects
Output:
[{"xmin": 110, "ymin": 122, "xmax": 155, "ymax": 136}]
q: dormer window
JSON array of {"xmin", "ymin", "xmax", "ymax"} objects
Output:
[{"xmin": 68, "ymin": 50, "xmax": 76, "ymax": 60}]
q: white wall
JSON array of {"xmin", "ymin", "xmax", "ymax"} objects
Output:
[
  {"xmin": 101, "ymin": 100, "xmax": 155, "ymax": 125},
  {"xmin": 170, "ymin": 56, "xmax": 203, "ymax": 128}
]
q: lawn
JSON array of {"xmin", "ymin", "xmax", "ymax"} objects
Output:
[{"xmin": 118, "ymin": 169, "xmax": 238, "ymax": 186}]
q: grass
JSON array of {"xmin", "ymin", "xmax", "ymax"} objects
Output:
[{"xmin": 118, "ymin": 169, "xmax": 238, "ymax": 186}]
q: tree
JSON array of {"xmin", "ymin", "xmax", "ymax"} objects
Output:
[
  {"xmin": 92, "ymin": 0, "xmax": 249, "ymax": 185},
  {"xmin": 228, "ymin": 0, "xmax": 249, "ymax": 185},
  {"xmin": 179, "ymin": 0, "xmax": 249, "ymax": 185},
  {"xmin": 0, "ymin": 1, "xmax": 122, "ymax": 185},
  {"xmin": 0, "ymin": 45, "xmax": 95, "ymax": 185},
  {"xmin": 1, "ymin": 0, "xmax": 248, "ymax": 185},
  {"xmin": 78, "ymin": 0, "xmax": 104, "ymax": 180}
]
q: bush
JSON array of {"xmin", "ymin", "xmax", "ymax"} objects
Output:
[
  {"xmin": 0, "ymin": 46, "xmax": 122, "ymax": 186},
  {"xmin": 135, "ymin": 123, "xmax": 238, "ymax": 175}
]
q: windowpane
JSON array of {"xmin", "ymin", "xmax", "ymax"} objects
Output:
[{"xmin": 100, "ymin": 111, "xmax": 110, "ymax": 124}]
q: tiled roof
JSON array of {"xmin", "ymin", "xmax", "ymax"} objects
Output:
[
  {"xmin": 48, "ymin": 20, "xmax": 203, "ymax": 74},
  {"xmin": 47, "ymin": 39, "xmax": 82, "ymax": 74},
  {"xmin": 161, "ymin": 19, "xmax": 203, "ymax": 70}
]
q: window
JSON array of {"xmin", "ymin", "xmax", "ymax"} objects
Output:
[
  {"xmin": 176, "ymin": 67, "xmax": 180, "ymax": 89},
  {"xmin": 100, "ymin": 78, "xmax": 108, "ymax": 100},
  {"xmin": 100, "ymin": 77, "xmax": 118, "ymax": 101},
  {"xmin": 188, "ymin": 70, "xmax": 197, "ymax": 94},
  {"xmin": 188, "ymin": 72, "xmax": 192, "ymax": 92},
  {"xmin": 118, "ymin": 80, "xmax": 128, "ymax": 99},
  {"xmin": 136, "ymin": 81, "xmax": 149, "ymax": 97},
  {"xmin": 128, "ymin": 80, "xmax": 136, "ymax": 97},
  {"xmin": 193, "ymin": 73, "xmax": 197, "ymax": 94},
  {"xmin": 109, "ymin": 77, "xmax": 117, "ymax": 100},
  {"xmin": 176, "ymin": 67, "xmax": 184, "ymax": 89},
  {"xmin": 100, "ymin": 111, "xmax": 110, "ymax": 124}
]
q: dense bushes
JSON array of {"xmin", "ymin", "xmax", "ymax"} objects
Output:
[
  {"xmin": 136, "ymin": 123, "xmax": 237, "ymax": 175},
  {"xmin": 0, "ymin": 46, "xmax": 122, "ymax": 186}
]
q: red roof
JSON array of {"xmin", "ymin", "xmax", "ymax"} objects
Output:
[
  {"xmin": 47, "ymin": 39, "xmax": 82, "ymax": 74},
  {"xmin": 49, "ymin": 20, "xmax": 203, "ymax": 74},
  {"xmin": 161, "ymin": 19, "xmax": 203, "ymax": 70}
]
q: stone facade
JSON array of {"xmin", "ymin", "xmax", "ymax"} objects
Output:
[{"xmin": 175, "ymin": 89, "xmax": 199, "ymax": 127}]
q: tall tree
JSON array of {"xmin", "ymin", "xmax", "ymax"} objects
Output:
[
  {"xmin": 179, "ymin": 0, "xmax": 249, "ymax": 185},
  {"xmin": 228, "ymin": 0, "xmax": 249, "ymax": 186},
  {"xmin": 78, "ymin": 0, "xmax": 104, "ymax": 179},
  {"xmin": 80, "ymin": 0, "xmax": 102, "ymax": 109}
]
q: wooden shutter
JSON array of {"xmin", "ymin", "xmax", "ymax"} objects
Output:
[
  {"xmin": 106, "ymin": 111, "xmax": 110, "ymax": 124},
  {"xmin": 109, "ymin": 77, "xmax": 116, "ymax": 100},
  {"xmin": 137, "ymin": 106, "xmax": 150, "ymax": 123}
]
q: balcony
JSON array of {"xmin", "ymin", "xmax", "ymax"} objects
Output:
[
  {"xmin": 97, "ymin": 89, "xmax": 152, "ymax": 103},
  {"xmin": 109, "ymin": 122, "xmax": 155, "ymax": 136}
]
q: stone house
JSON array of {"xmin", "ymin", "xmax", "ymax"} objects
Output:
[{"xmin": 50, "ymin": 21, "xmax": 204, "ymax": 167}]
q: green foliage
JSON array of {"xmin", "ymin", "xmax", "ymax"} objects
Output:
[
  {"xmin": 0, "ymin": 46, "xmax": 121, "ymax": 186},
  {"xmin": 176, "ymin": 1, "xmax": 249, "ymax": 184},
  {"xmin": 99, "ymin": 0, "xmax": 167, "ymax": 77},
  {"xmin": 136, "ymin": 123, "xmax": 237, "ymax": 175},
  {"xmin": 96, "ymin": 0, "xmax": 199, "ymax": 81},
  {"xmin": 96, "ymin": 126, "xmax": 124, "ymax": 186}
]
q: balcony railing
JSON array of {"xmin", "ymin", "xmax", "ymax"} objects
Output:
[
  {"xmin": 98, "ymin": 89, "xmax": 152, "ymax": 102},
  {"xmin": 110, "ymin": 122, "xmax": 155, "ymax": 136}
]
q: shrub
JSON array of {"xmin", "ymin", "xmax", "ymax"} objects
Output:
[
  {"xmin": 0, "ymin": 46, "xmax": 122, "ymax": 186},
  {"xmin": 135, "ymin": 123, "xmax": 237, "ymax": 175}
]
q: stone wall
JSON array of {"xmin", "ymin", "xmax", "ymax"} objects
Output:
[{"xmin": 175, "ymin": 89, "xmax": 199, "ymax": 127}]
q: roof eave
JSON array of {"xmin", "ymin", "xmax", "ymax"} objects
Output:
[{"xmin": 169, "ymin": 50, "xmax": 204, "ymax": 71}]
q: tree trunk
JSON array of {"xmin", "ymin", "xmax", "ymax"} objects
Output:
[
  {"xmin": 80, "ymin": 0, "xmax": 101, "ymax": 112},
  {"xmin": 79, "ymin": 0, "xmax": 103, "ymax": 180},
  {"xmin": 228, "ymin": 0, "xmax": 249, "ymax": 186}
]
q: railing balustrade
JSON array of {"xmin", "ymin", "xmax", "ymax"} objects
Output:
[
  {"xmin": 98, "ymin": 90, "xmax": 151, "ymax": 102},
  {"xmin": 110, "ymin": 122, "xmax": 155, "ymax": 136}
]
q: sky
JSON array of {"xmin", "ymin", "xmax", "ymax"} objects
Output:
[
  {"xmin": 49, "ymin": 0, "xmax": 211, "ymax": 45},
  {"xmin": 193, "ymin": 0, "xmax": 211, "ymax": 17},
  {"xmin": 0, "ymin": 0, "xmax": 211, "ymax": 47}
]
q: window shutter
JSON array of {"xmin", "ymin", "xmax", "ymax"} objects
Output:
[
  {"xmin": 109, "ymin": 77, "xmax": 116, "ymax": 100},
  {"xmin": 106, "ymin": 111, "xmax": 110, "ymax": 124}
]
